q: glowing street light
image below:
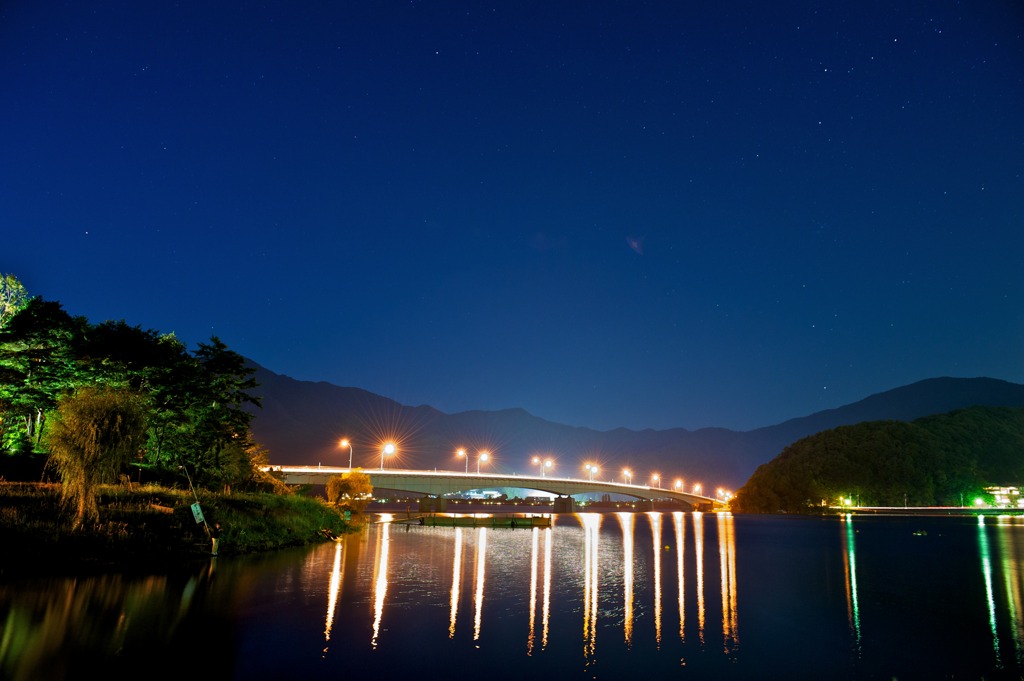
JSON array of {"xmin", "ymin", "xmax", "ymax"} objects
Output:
[
  {"xmin": 651, "ymin": 473, "xmax": 661, "ymax": 489},
  {"xmin": 340, "ymin": 438, "xmax": 353, "ymax": 469},
  {"xmin": 693, "ymin": 483, "xmax": 702, "ymax": 495},
  {"xmin": 477, "ymin": 450, "xmax": 490, "ymax": 474},
  {"xmin": 532, "ymin": 456, "xmax": 553, "ymax": 477},
  {"xmin": 674, "ymin": 478, "xmax": 683, "ymax": 492},
  {"xmin": 585, "ymin": 464, "xmax": 599, "ymax": 481},
  {"xmin": 380, "ymin": 442, "xmax": 396, "ymax": 470},
  {"xmin": 622, "ymin": 468, "xmax": 632, "ymax": 484},
  {"xmin": 456, "ymin": 448, "xmax": 468, "ymax": 473}
]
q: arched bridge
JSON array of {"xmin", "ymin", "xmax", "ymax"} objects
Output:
[{"xmin": 263, "ymin": 466, "xmax": 725, "ymax": 510}]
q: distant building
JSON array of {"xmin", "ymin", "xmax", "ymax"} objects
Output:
[{"xmin": 984, "ymin": 486, "xmax": 1022, "ymax": 508}]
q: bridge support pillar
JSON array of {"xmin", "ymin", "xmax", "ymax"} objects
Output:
[
  {"xmin": 418, "ymin": 496, "xmax": 446, "ymax": 513},
  {"xmin": 553, "ymin": 496, "xmax": 576, "ymax": 513}
]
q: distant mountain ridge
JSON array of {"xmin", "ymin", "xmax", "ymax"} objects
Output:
[{"xmin": 245, "ymin": 366, "xmax": 1024, "ymax": 491}]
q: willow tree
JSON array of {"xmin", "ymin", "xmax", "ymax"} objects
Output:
[{"xmin": 46, "ymin": 386, "xmax": 147, "ymax": 528}]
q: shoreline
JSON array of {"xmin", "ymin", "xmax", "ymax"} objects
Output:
[{"xmin": 831, "ymin": 505, "xmax": 1024, "ymax": 516}]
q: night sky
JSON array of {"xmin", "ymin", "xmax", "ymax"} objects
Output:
[{"xmin": 3, "ymin": 2, "xmax": 1022, "ymax": 432}]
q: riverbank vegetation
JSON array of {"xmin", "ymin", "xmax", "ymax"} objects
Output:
[
  {"xmin": 731, "ymin": 405, "xmax": 1024, "ymax": 514},
  {"xmin": 0, "ymin": 273, "xmax": 361, "ymax": 576},
  {"xmin": 0, "ymin": 480, "xmax": 352, "ymax": 578}
]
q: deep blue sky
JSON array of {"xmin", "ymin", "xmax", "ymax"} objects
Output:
[{"xmin": 3, "ymin": 2, "xmax": 1022, "ymax": 432}]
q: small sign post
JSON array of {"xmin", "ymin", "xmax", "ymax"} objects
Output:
[{"xmin": 191, "ymin": 502, "xmax": 205, "ymax": 525}]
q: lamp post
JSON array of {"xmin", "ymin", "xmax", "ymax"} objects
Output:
[
  {"xmin": 674, "ymin": 478, "xmax": 683, "ymax": 492},
  {"xmin": 585, "ymin": 464, "xmax": 599, "ymax": 481},
  {"xmin": 340, "ymin": 438, "xmax": 353, "ymax": 469},
  {"xmin": 456, "ymin": 448, "xmax": 467, "ymax": 473},
  {"xmin": 693, "ymin": 483, "xmax": 702, "ymax": 495},
  {"xmin": 622, "ymin": 468, "xmax": 632, "ymax": 484},
  {"xmin": 533, "ymin": 456, "xmax": 553, "ymax": 477},
  {"xmin": 380, "ymin": 442, "xmax": 396, "ymax": 470},
  {"xmin": 478, "ymin": 450, "xmax": 490, "ymax": 474},
  {"xmin": 652, "ymin": 473, "xmax": 661, "ymax": 489}
]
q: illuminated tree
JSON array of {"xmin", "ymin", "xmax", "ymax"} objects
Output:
[
  {"xmin": 0, "ymin": 273, "xmax": 30, "ymax": 328},
  {"xmin": 0, "ymin": 298, "xmax": 87, "ymax": 452},
  {"xmin": 46, "ymin": 386, "xmax": 147, "ymax": 528},
  {"xmin": 0, "ymin": 289, "xmax": 264, "ymax": 485},
  {"xmin": 326, "ymin": 470, "xmax": 373, "ymax": 512}
]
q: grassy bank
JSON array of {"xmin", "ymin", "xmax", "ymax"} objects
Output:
[{"xmin": 0, "ymin": 482, "xmax": 353, "ymax": 578}]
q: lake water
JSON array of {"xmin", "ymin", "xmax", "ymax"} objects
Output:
[{"xmin": 3, "ymin": 511, "xmax": 1023, "ymax": 680}]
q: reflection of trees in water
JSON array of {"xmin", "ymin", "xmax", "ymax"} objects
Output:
[{"xmin": 0, "ymin": 563, "xmax": 239, "ymax": 680}]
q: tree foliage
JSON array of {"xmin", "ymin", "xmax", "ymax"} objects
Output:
[
  {"xmin": 326, "ymin": 470, "xmax": 373, "ymax": 512},
  {"xmin": 0, "ymin": 278, "xmax": 264, "ymax": 492},
  {"xmin": 0, "ymin": 297, "xmax": 87, "ymax": 452},
  {"xmin": 0, "ymin": 273, "xmax": 30, "ymax": 328},
  {"xmin": 46, "ymin": 385, "xmax": 148, "ymax": 527},
  {"xmin": 731, "ymin": 406, "xmax": 1024, "ymax": 513}
]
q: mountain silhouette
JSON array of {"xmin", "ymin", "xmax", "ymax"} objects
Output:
[{"xmin": 245, "ymin": 365, "xmax": 1024, "ymax": 492}]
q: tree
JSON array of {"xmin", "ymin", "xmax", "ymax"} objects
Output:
[
  {"xmin": 171, "ymin": 337, "xmax": 261, "ymax": 482},
  {"xmin": 0, "ymin": 273, "xmax": 30, "ymax": 328},
  {"xmin": 206, "ymin": 437, "xmax": 273, "ymax": 493},
  {"xmin": 0, "ymin": 298, "xmax": 88, "ymax": 452},
  {"xmin": 326, "ymin": 470, "xmax": 373, "ymax": 513},
  {"xmin": 45, "ymin": 386, "xmax": 148, "ymax": 528}
]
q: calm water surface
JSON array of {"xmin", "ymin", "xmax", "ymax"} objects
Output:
[{"xmin": 3, "ymin": 512, "xmax": 1024, "ymax": 680}]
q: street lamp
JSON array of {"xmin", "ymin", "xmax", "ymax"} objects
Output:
[
  {"xmin": 477, "ymin": 450, "xmax": 490, "ymax": 474},
  {"xmin": 585, "ymin": 464, "xmax": 599, "ymax": 481},
  {"xmin": 622, "ymin": 468, "xmax": 632, "ymax": 484},
  {"xmin": 693, "ymin": 483, "xmax": 702, "ymax": 495},
  {"xmin": 674, "ymin": 478, "xmax": 683, "ymax": 492},
  {"xmin": 652, "ymin": 473, "xmax": 661, "ymax": 489},
  {"xmin": 456, "ymin": 448, "xmax": 468, "ymax": 473},
  {"xmin": 380, "ymin": 442, "xmax": 396, "ymax": 470},
  {"xmin": 533, "ymin": 456, "xmax": 553, "ymax": 477},
  {"xmin": 340, "ymin": 438, "xmax": 353, "ymax": 469}
]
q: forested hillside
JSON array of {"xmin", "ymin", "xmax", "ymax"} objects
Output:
[{"xmin": 731, "ymin": 406, "xmax": 1024, "ymax": 513}]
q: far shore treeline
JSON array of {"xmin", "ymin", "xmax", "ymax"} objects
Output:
[{"xmin": 732, "ymin": 405, "xmax": 1024, "ymax": 513}]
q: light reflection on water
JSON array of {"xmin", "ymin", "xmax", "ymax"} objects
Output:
[
  {"xmin": 3, "ymin": 512, "xmax": 1024, "ymax": 680},
  {"xmin": 842, "ymin": 512, "xmax": 862, "ymax": 655}
]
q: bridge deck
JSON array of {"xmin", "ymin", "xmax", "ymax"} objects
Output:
[{"xmin": 263, "ymin": 465, "xmax": 726, "ymax": 510}]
